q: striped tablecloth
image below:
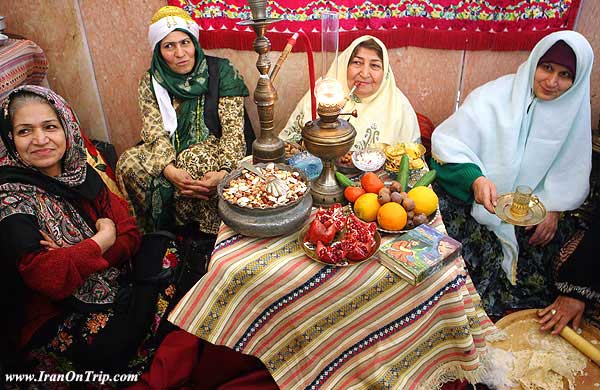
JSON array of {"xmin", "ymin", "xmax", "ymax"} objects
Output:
[
  {"xmin": 169, "ymin": 212, "xmax": 497, "ymax": 390},
  {"xmin": 0, "ymin": 39, "xmax": 48, "ymax": 102}
]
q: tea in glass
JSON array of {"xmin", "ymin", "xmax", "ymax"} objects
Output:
[{"xmin": 510, "ymin": 185, "xmax": 532, "ymax": 218}]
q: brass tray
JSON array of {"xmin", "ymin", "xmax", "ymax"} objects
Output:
[
  {"xmin": 491, "ymin": 309, "xmax": 600, "ymax": 389},
  {"xmin": 298, "ymin": 221, "xmax": 381, "ymax": 267},
  {"xmin": 495, "ymin": 192, "xmax": 547, "ymax": 226}
]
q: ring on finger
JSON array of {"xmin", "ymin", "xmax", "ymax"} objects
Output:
[{"xmin": 551, "ymin": 309, "xmax": 557, "ymax": 316}]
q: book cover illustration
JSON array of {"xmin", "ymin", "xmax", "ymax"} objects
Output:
[{"xmin": 378, "ymin": 224, "xmax": 462, "ymax": 284}]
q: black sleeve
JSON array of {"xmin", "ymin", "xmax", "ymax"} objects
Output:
[
  {"xmin": 0, "ymin": 214, "xmax": 41, "ymax": 359},
  {"xmin": 0, "ymin": 214, "xmax": 45, "ymax": 262},
  {"xmin": 555, "ymin": 221, "xmax": 600, "ymax": 303}
]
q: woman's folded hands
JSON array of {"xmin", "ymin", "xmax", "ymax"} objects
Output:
[
  {"xmin": 195, "ymin": 170, "xmax": 228, "ymax": 197},
  {"xmin": 164, "ymin": 163, "xmax": 211, "ymax": 199},
  {"xmin": 92, "ymin": 218, "xmax": 117, "ymax": 254}
]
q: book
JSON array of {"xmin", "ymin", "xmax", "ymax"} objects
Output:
[{"xmin": 377, "ymin": 224, "xmax": 462, "ymax": 285}]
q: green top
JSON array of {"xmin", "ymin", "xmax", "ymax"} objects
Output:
[{"xmin": 430, "ymin": 159, "xmax": 483, "ymax": 203}]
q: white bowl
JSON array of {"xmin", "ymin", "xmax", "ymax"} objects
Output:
[
  {"xmin": 0, "ymin": 33, "xmax": 8, "ymax": 47},
  {"xmin": 351, "ymin": 149, "xmax": 386, "ymax": 172}
]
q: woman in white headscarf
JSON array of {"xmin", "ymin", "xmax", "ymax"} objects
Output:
[
  {"xmin": 280, "ymin": 35, "xmax": 420, "ymax": 150},
  {"xmin": 116, "ymin": 6, "xmax": 253, "ymax": 240},
  {"xmin": 431, "ymin": 30, "xmax": 594, "ymax": 317}
]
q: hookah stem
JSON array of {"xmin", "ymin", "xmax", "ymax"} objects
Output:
[
  {"xmin": 270, "ymin": 32, "xmax": 299, "ymax": 82},
  {"xmin": 297, "ymin": 30, "xmax": 316, "ymax": 120},
  {"xmin": 347, "ymin": 84, "xmax": 358, "ymax": 100}
]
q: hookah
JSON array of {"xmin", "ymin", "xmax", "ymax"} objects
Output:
[{"xmin": 241, "ymin": 0, "xmax": 315, "ymax": 164}]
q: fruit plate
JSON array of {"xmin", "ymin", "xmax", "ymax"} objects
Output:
[
  {"xmin": 298, "ymin": 222, "xmax": 381, "ymax": 267},
  {"xmin": 377, "ymin": 208, "xmax": 439, "ymax": 234}
]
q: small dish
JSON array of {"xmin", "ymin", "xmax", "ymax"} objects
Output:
[
  {"xmin": 495, "ymin": 192, "xmax": 547, "ymax": 226},
  {"xmin": 298, "ymin": 222, "xmax": 381, "ymax": 266},
  {"xmin": 352, "ymin": 149, "xmax": 386, "ymax": 172},
  {"xmin": 384, "ymin": 143, "xmax": 426, "ymax": 160},
  {"xmin": 0, "ymin": 33, "xmax": 8, "ymax": 47}
]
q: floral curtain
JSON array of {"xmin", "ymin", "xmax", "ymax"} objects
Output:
[{"xmin": 168, "ymin": 0, "xmax": 582, "ymax": 51}]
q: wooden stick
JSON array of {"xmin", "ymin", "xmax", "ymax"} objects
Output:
[{"xmin": 560, "ymin": 325, "xmax": 600, "ymax": 366}]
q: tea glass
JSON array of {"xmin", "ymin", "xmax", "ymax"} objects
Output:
[{"xmin": 510, "ymin": 185, "xmax": 532, "ymax": 218}]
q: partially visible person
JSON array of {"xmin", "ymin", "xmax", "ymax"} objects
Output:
[
  {"xmin": 0, "ymin": 86, "xmax": 181, "ymax": 387},
  {"xmin": 117, "ymin": 6, "xmax": 252, "ymax": 240},
  {"xmin": 430, "ymin": 31, "xmax": 594, "ymax": 317},
  {"xmin": 539, "ymin": 217, "xmax": 600, "ymax": 334},
  {"xmin": 280, "ymin": 35, "xmax": 420, "ymax": 150}
]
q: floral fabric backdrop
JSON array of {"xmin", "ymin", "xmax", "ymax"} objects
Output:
[{"xmin": 169, "ymin": 0, "xmax": 581, "ymax": 51}]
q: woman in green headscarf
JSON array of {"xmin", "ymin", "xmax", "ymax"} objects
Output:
[{"xmin": 116, "ymin": 6, "xmax": 253, "ymax": 243}]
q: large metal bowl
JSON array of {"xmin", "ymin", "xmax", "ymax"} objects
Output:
[{"xmin": 217, "ymin": 163, "xmax": 313, "ymax": 237}]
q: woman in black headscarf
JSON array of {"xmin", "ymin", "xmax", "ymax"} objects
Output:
[{"xmin": 0, "ymin": 86, "xmax": 181, "ymax": 386}]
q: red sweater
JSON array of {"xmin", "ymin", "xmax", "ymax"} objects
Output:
[{"xmin": 17, "ymin": 191, "xmax": 141, "ymax": 347}]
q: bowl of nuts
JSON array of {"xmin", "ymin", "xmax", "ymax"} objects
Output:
[
  {"xmin": 217, "ymin": 163, "xmax": 313, "ymax": 237},
  {"xmin": 335, "ymin": 151, "xmax": 359, "ymax": 174}
]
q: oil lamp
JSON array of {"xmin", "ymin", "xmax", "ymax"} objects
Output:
[
  {"xmin": 302, "ymin": 80, "xmax": 356, "ymax": 206},
  {"xmin": 300, "ymin": 12, "xmax": 357, "ymax": 206}
]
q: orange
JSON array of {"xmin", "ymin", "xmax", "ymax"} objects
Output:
[
  {"xmin": 344, "ymin": 186, "xmax": 366, "ymax": 203},
  {"xmin": 353, "ymin": 193, "xmax": 380, "ymax": 222},
  {"xmin": 377, "ymin": 202, "xmax": 407, "ymax": 231},
  {"xmin": 360, "ymin": 172, "xmax": 385, "ymax": 194},
  {"xmin": 407, "ymin": 186, "xmax": 439, "ymax": 216}
]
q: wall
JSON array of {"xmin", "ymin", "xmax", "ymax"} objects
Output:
[
  {"xmin": 1, "ymin": 0, "xmax": 164, "ymax": 153},
  {"xmin": 1, "ymin": 0, "xmax": 599, "ymax": 155},
  {"xmin": 0, "ymin": 0, "xmax": 109, "ymax": 141}
]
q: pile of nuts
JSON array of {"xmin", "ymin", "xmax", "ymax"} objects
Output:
[
  {"xmin": 222, "ymin": 163, "xmax": 308, "ymax": 208},
  {"xmin": 338, "ymin": 151, "xmax": 353, "ymax": 165}
]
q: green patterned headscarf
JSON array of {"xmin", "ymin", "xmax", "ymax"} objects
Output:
[{"xmin": 150, "ymin": 29, "xmax": 248, "ymax": 152}]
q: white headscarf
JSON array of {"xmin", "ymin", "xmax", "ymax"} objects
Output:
[
  {"xmin": 432, "ymin": 30, "xmax": 594, "ymax": 284},
  {"xmin": 280, "ymin": 35, "xmax": 420, "ymax": 150},
  {"xmin": 147, "ymin": 7, "xmax": 200, "ymax": 136}
]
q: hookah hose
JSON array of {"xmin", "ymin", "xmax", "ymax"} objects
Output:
[
  {"xmin": 296, "ymin": 30, "xmax": 316, "ymax": 120},
  {"xmin": 270, "ymin": 32, "xmax": 299, "ymax": 82}
]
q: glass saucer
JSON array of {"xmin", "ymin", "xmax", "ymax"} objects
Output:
[{"xmin": 495, "ymin": 193, "xmax": 547, "ymax": 226}]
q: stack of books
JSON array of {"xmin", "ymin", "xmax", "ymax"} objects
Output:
[{"xmin": 378, "ymin": 224, "xmax": 462, "ymax": 285}]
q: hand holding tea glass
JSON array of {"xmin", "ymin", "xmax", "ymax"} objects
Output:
[
  {"xmin": 506, "ymin": 185, "xmax": 557, "ymax": 246},
  {"xmin": 471, "ymin": 176, "xmax": 498, "ymax": 214}
]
